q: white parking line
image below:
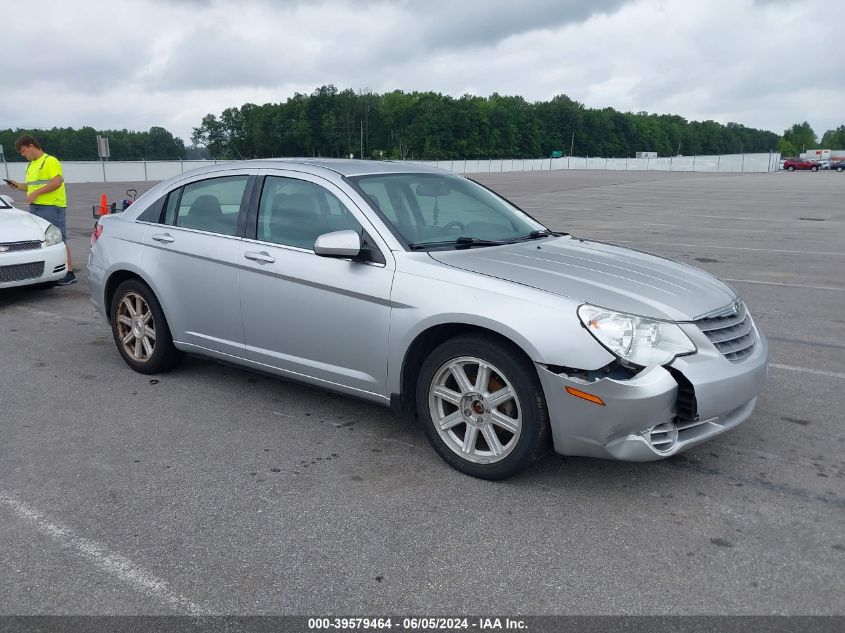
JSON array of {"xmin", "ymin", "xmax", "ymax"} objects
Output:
[
  {"xmin": 769, "ymin": 364, "xmax": 845, "ymax": 380},
  {"xmin": 0, "ymin": 492, "xmax": 208, "ymax": 615},
  {"xmin": 722, "ymin": 278, "xmax": 845, "ymax": 292}
]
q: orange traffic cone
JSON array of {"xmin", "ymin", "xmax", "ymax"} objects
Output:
[{"xmin": 99, "ymin": 194, "xmax": 109, "ymax": 216}]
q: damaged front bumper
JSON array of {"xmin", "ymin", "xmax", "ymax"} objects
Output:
[{"xmin": 537, "ymin": 324, "xmax": 768, "ymax": 461}]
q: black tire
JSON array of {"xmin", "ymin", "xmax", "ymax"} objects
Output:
[
  {"xmin": 811, "ymin": 166, "xmax": 818, "ymax": 172},
  {"xmin": 787, "ymin": 166, "xmax": 795, "ymax": 171},
  {"xmin": 837, "ymin": 167, "xmax": 843, "ymax": 172},
  {"xmin": 110, "ymin": 279, "xmax": 182, "ymax": 374},
  {"xmin": 415, "ymin": 334, "xmax": 550, "ymax": 480}
]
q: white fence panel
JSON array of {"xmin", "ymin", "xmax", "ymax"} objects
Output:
[
  {"xmin": 5, "ymin": 163, "xmax": 26, "ymax": 181},
  {"xmin": 743, "ymin": 154, "xmax": 771, "ymax": 172},
  {"xmin": 650, "ymin": 158, "xmax": 672, "ymax": 171},
  {"xmin": 694, "ymin": 156, "xmax": 719, "ymax": 173},
  {"xmin": 718, "ymin": 155, "xmax": 744, "ymax": 172},
  {"xmin": 63, "ymin": 162, "xmax": 107, "ymax": 182},
  {"xmin": 104, "ymin": 162, "xmax": 146, "ymax": 181},
  {"xmin": 670, "ymin": 156, "xmax": 695, "ymax": 171},
  {"xmin": 146, "ymin": 161, "xmax": 185, "ymax": 181}
]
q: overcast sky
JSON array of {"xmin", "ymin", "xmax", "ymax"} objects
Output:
[{"xmin": 2, "ymin": 0, "xmax": 843, "ymax": 145}]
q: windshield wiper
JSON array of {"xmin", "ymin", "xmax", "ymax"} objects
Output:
[
  {"xmin": 513, "ymin": 229, "xmax": 567, "ymax": 241},
  {"xmin": 408, "ymin": 236, "xmax": 513, "ymax": 250}
]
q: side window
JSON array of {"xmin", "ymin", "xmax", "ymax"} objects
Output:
[
  {"xmin": 137, "ymin": 195, "xmax": 166, "ymax": 223},
  {"xmin": 256, "ymin": 176, "xmax": 362, "ymax": 250},
  {"xmin": 172, "ymin": 176, "xmax": 248, "ymax": 236},
  {"xmin": 163, "ymin": 190, "xmax": 180, "ymax": 226}
]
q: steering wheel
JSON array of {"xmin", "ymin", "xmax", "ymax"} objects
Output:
[{"xmin": 438, "ymin": 221, "xmax": 466, "ymax": 235}]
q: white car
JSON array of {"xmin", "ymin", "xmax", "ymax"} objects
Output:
[{"xmin": 0, "ymin": 194, "xmax": 68, "ymax": 289}]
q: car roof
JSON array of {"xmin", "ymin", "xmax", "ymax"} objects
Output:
[{"xmin": 218, "ymin": 158, "xmax": 451, "ymax": 178}]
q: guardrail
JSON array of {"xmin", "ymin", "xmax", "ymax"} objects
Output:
[{"xmin": 1, "ymin": 152, "xmax": 781, "ymax": 183}]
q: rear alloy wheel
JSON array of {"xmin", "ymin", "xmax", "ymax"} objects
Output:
[
  {"xmin": 416, "ymin": 335, "xmax": 550, "ymax": 479},
  {"xmin": 110, "ymin": 279, "xmax": 181, "ymax": 374},
  {"xmin": 811, "ymin": 166, "xmax": 819, "ymax": 172},
  {"xmin": 787, "ymin": 166, "xmax": 795, "ymax": 171}
]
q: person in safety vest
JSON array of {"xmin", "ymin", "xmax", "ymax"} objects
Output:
[{"xmin": 6, "ymin": 134, "xmax": 76, "ymax": 285}]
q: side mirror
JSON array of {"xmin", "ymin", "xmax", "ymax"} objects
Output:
[
  {"xmin": 314, "ymin": 230, "xmax": 361, "ymax": 258},
  {"xmin": 0, "ymin": 194, "xmax": 14, "ymax": 205}
]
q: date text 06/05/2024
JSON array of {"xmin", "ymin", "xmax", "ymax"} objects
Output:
[{"xmin": 307, "ymin": 617, "xmax": 528, "ymax": 630}]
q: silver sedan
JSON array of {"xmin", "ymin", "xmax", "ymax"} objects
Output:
[{"xmin": 88, "ymin": 159, "xmax": 768, "ymax": 479}]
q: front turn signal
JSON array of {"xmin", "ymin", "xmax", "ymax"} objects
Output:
[{"xmin": 565, "ymin": 386, "xmax": 606, "ymax": 406}]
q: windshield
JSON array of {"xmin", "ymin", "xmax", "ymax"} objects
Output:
[
  {"xmin": 0, "ymin": 196, "xmax": 11, "ymax": 209},
  {"xmin": 348, "ymin": 172, "xmax": 548, "ymax": 249}
]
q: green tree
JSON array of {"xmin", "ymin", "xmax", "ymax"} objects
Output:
[
  {"xmin": 820, "ymin": 125, "xmax": 845, "ymax": 149},
  {"xmin": 781, "ymin": 122, "xmax": 817, "ymax": 153}
]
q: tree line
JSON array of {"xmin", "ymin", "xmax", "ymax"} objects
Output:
[
  {"xmin": 190, "ymin": 86, "xmax": 783, "ymax": 160},
  {"xmin": 4, "ymin": 87, "xmax": 843, "ymax": 162},
  {"xmin": 0, "ymin": 126, "xmax": 187, "ymax": 162}
]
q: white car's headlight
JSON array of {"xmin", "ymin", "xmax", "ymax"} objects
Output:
[
  {"xmin": 44, "ymin": 224, "xmax": 63, "ymax": 246},
  {"xmin": 577, "ymin": 304, "xmax": 696, "ymax": 367}
]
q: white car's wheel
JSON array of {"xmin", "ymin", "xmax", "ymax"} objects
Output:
[{"xmin": 416, "ymin": 334, "xmax": 550, "ymax": 479}]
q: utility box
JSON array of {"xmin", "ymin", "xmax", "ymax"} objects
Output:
[{"xmin": 636, "ymin": 151, "xmax": 658, "ymax": 158}]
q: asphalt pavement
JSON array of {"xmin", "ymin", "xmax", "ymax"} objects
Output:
[{"xmin": 1, "ymin": 170, "xmax": 843, "ymax": 616}]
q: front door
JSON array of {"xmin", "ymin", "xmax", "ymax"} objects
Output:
[{"xmin": 237, "ymin": 172, "xmax": 394, "ymax": 400}]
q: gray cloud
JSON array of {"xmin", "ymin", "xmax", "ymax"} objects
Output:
[{"xmin": 0, "ymin": 0, "xmax": 842, "ymax": 143}]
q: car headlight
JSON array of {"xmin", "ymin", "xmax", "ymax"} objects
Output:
[
  {"xmin": 44, "ymin": 224, "xmax": 63, "ymax": 246},
  {"xmin": 577, "ymin": 304, "xmax": 696, "ymax": 367}
]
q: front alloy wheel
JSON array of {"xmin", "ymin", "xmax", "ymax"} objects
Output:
[
  {"xmin": 417, "ymin": 334, "xmax": 550, "ymax": 479},
  {"xmin": 428, "ymin": 356, "xmax": 522, "ymax": 464}
]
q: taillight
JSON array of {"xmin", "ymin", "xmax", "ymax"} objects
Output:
[{"xmin": 91, "ymin": 223, "xmax": 103, "ymax": 246}]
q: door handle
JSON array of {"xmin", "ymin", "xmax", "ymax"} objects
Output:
[
  {"xmin": 244, "ymin": 250, "xmax": 276, "ymax": 264},
  {"xmin": 152, "ymin": 233, "xmax": 175, "ymax": 244}
]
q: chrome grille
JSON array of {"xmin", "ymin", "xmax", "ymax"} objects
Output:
[
  {"xmin": 0, "ymin": 261, "xmax": 44, "ymax": 283},
  {"xmin": 0, "ymin": 241, "xmax": 42, "ymax": 253},
  {"xmin": 696, "ymin": 301, "xmax": 756, "ymax": 362}
]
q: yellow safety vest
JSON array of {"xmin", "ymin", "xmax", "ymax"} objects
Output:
[{"xmin": 25, "ymin": 153, "xmax": 67, "ymax": 207}]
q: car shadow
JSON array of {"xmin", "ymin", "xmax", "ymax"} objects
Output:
[{"xmin": 0, "ymin": 284, "xmax": 60, "ymax": 309}]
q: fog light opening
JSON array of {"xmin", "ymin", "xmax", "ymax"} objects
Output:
[{"xmin": 646, "ymin": 422, "xmax": 678, "ymax": 452}]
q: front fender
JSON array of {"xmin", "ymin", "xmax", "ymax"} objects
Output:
[{"xmin": 386, "ymin": 261, "xmax": 614, "ymax": 396}]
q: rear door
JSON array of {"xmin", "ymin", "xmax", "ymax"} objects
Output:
[{"xmin": 139, "ymin": 170, "xmax": 256, "ymax": 359}]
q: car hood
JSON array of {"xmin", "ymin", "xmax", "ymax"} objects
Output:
[
  {"xmin": 427, "ymin": 235, "xmax": 738, "ymax": 321},
  {"xmin": 0, "ymin": 208, "xmax": 49, "ymax": 242}
]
